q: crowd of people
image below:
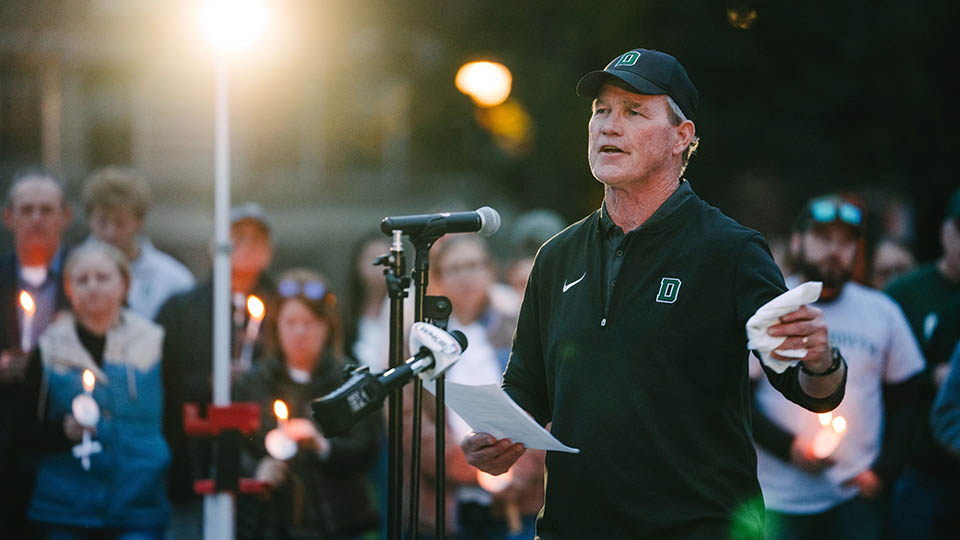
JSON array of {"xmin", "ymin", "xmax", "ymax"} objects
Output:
[
  {"xmin": 0, "ymin": 49, "xmax": 959, "ymax": 540},
  {"xmin": 0, "ymin": 166, "xmax": 565, "ymax": 540}
]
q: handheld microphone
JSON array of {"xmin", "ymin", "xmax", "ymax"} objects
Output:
[
  {"xmin": 311, "ymin": 323, "xmax": 468, "ymax": 436},
  {"xmin": 380, "ymin": 206, "xmax": 501, "ymax": 238}
]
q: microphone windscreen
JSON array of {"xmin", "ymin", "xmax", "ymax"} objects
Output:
[
  {"xmin": 476, "ymin": 206, "xmax": 501, "ymax": 236},
  {"xmin": 449, "ymin": 330, "xmax": 469, "ymax": 352}
]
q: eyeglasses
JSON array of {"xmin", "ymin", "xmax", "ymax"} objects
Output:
[
  {"xmin": 277, "ymin": 279, "xmax": 327, "ymax": 300},
  {"xmin": 809, "ymin": 199, "xmax": 863, "ymax": 227}
]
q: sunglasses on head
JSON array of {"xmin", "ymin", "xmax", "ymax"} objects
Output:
[
  {"xmin": 277, "ymin": 279, "xmax": 327, "ymax": 300},
  {"xmin": 809, "ymin": 199, "xmax": 863, "ymax": 227}
]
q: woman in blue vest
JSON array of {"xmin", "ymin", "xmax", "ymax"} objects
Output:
[{"xmin": 22, "ymin": 241, "xmax": 169, "ymax": 539}]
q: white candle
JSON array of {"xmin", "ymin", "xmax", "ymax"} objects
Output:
[
  {"xmin": 18, "ymin": 291, "xmax": 35, "ymax": 352},
  {"xmin": 265, "ymin": 399, "xmax": 296, "ymax": 460},
  {"xmin": 71, "ymin": 369, "xmax": 102, "ymax": 470},
  {"xmin": 72, "ymin": 370, "xmax": 100, "ymax": 428},
  {"xmin": 812, "ymin": 412, "xmax": 847, "ymax": 459},
  {"xmin": 239, "ymin": 295, "xmax": 265, "ymax": 370}
]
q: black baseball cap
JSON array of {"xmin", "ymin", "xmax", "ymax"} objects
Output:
[{"xmin": 576, "ymin": 48, "xmax": 699, "ymax": 121}]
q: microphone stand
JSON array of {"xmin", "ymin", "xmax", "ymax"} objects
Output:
[
  {"xmin": 407, "ymin": 232, "xmax": 449, "ymax": 540},
  {"xmin": 382, "ymin": 231, "xmax": 409, "ymax": 540}
]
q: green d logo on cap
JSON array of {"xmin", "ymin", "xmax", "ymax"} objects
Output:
[{"xmin": 614, "ymin": 52, "xmax": 640, "ymax": 67}]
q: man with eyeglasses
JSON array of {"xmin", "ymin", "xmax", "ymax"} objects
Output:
[
  {"xmin": 750, "ymin": 195, "xmax": 925, "ymax": 540},
  {"xmin": 462, "ymin": 48, "xmax": 847, "ymax": 539}
]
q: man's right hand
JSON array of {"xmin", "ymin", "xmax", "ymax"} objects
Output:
[
  {"xmin": 461, "ymin": 432, "xmax": 526, "ymax": 475},
  {"xmin": 789, "ymin": 436, "xmax": 834, "ymax": 473}
]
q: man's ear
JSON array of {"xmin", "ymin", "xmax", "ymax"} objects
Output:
[{"xmin": 673, "ymin": 120, "xmax": 695, "ymax": 155}]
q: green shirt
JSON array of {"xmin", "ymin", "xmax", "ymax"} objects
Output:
[{"xmin": 885, "ymin": 263, "xmax": 960, "ymax": 349}]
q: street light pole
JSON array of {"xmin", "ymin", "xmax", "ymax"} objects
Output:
[{"xmin": 205, "ymin": 55, "xmax": 234, "ymax": 540}]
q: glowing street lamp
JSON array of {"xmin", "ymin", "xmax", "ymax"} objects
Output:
[
  {"xmin": 199, "ymin": 0, "xmax": 268, "ymax": 52},
  {"xmin": 196, "ymin": 2, "xmax": 269, "ymax": 539},
  {"xmin": 455, "ymin": 61, "xmax": 513, "ymax": 108}
]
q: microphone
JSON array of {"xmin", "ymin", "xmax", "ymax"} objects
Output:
[
  {"xmin": 311, "ymin": 323, "xmax": 468, "ymax": 436},
  {"xmin": 380, "ymin": 206, "xmax": 501, "ymax": 238}
]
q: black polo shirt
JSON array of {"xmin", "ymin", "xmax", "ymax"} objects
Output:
[{"xmin": 503, "ymin": 182, "xmax": 845, "ymax": 540}]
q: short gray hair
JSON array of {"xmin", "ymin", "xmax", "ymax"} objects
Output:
[{"xmin": 666, "ymin": 96, "xmax": 700, "ymax": 175}]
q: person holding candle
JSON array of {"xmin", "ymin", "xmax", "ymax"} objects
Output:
[
  {"xmin": 82, "ymin": 166, "xmax": 195, "ymax": 320},
  {"xmin": 750, "ymin": 195, "xmax": 926, "ymax": 540},
  {"xmin": 155, "ymin": 202, "xmax": 276, "ymax": 538},
  {"xmin": 232, "ymin": 269, "xmax": 380, "ymax": 540},
  {"xmin": 19, "ymin": 241, "xmax": 170, "ymax": 539},
  {"xmin": 1, "ymin": 168, "xmax": 73, "ymax": 538}
]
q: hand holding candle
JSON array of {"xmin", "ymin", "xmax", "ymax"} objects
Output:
[
  {"xmin": 265, "ymin": 399, "xmax": 297, "ymax": 460},
  {"xmin": 19, "ymin": 291, "xmax": 36, "ymax": 352},
  {"xmin": 811, "ymin": 412, "xmax": 847, "ymax": 459}
]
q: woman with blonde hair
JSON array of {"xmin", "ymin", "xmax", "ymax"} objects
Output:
[{"xmin": 21, "ymin": 241, "xmax": 170, "ymax": 539}]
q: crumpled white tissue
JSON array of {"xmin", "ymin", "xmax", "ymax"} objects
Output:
[{"xmin": 746, "ymin": 281, "xmax": 823, "ymax": 373}]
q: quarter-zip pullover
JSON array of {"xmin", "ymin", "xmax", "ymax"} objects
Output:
[{"xmin": 503, "ymin": 182, "xmax": 845, "ymax": 540}]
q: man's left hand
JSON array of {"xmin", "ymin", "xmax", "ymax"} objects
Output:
[
  {"xmin": 843, "ymin": 469, "xmax": 883, "ymax": 498},
  {"xmin": 767, "ymin": 305, "xmax": 831, "ymax": 372}
]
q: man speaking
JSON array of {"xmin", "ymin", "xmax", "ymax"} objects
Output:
[{"xmin": 461, "ymin": 48, "xmax": 847, "ymax": 539}]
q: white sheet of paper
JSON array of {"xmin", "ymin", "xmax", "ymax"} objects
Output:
[{"xmin": 425, "ymin": 380, "xmax": 579, "ymax": 453}]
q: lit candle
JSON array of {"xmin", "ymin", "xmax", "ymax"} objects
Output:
[
  {"xmin": 812, "ymin": 412, "xmax": 847, "ymax": 459},
  {"xmin": 18, "ymin": 291, "xmax": 35, "ymax": 352},
  {"xmin": 71, "ymin": 369, "xmax": 102, "ymax": 470},
  {"xmin": 477, "ymin": 469, "xmax": 521, "ymax": 535},
  {"xmin": 239, "ymin": 295, "xmax": 265, "ymax": 371},
  {"xmin": 265, "ymin": 399, "xmax": 297, "ymax": 460}
]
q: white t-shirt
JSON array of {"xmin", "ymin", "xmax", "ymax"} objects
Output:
[{"xmin": 751, "ymin": 279, "xmax": 924, "ymax": 514}]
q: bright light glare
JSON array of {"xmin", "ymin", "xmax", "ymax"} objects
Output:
[
  {"xmin": 83, "ymin": 369, "xmax": 96, "ymax": 392},
  {"xmin": 19, "ymin": 291, "xmax": 35, "ymax": 314},
  {"xmin": 817, "ymin": 412, "xmax": 832, "ymax": 426},
  {"xmin": 456, "ymin": 61, "xmax": 513, "ymax": 108},
  {"xmin": 247, "ymin": 295, "xmax": 265, "ymax": 321},
  {"xmin": 199, "ymin": 0, "xmax": 268, "ymax": 52},
  {"xmin": 832, "ymin": 416, "xmax": 847, "ymax": 433},
  {"xmin": 274, "ymin": 400, "xmax": 288, "ymax": 421}
]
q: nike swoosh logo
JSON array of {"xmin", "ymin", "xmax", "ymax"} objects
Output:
[{"xmin": 562, "ymin": 272, "xmax": 587, "ymax": 293}]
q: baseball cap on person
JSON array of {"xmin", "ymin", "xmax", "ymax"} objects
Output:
[
  {"xmin": 576, "ymin": 48, "xmax": 699, "ymax": 121},
  {"xmin": 230, "ymin": 202, "xmax": 272, "ymax": 233},
  {"xmin": 794, "ymin": 195, "xmax": 864, "ymax": 233}
]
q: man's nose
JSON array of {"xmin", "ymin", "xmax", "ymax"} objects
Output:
[{"xmin": 600, "ymin": 112, "xmax": 623, "ymax": 135}]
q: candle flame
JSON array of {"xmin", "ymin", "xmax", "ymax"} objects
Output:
[
  {"xmin": 247, "ymin": 295, "xmax": 265, "ymax": 321},
  {"xmin": 82, "ymin": 369, "xmax": 96, "ymax": 392},
  {"xmin": 818, "ymin": 412, "xmax": 833, "ymax": 426},
  {"xmin": 273, "ymin": 400, "xmax": 288, "ymax": 421},
  {"xmin": 19, "ymin": 291, "xmax": 36, "ymax": 315},
  {"xmin": 832, "ymin": 416, "xmax": 847, "ymax": 433}
]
